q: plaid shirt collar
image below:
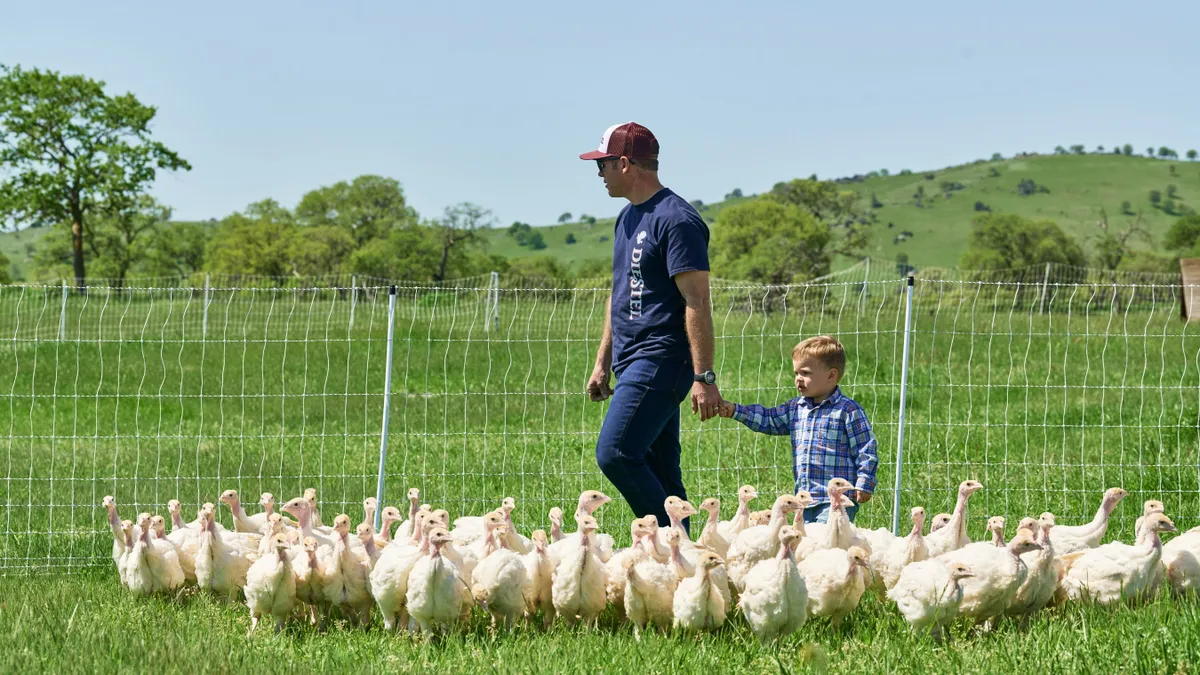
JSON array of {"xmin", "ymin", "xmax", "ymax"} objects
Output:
[{"xmin": 798, "ymin": 386, "xmax": 845, "ymax": 410}]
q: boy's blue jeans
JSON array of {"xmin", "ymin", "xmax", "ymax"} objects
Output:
[
  {"xmin": 802, "ymin": 500, "xmax": 860, "ymax": 524},
  {"xmin": 595, "ymin": 357, "xmax": 693, "ymax": 535}
]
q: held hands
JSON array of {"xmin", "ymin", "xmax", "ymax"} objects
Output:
[
  {"xmin": 855, "ymin": 490, "xmax": 872, "ymax": 504},
  {"xmin": 691, "ymin": 381, "xmax": 724, "ymax": 422}
]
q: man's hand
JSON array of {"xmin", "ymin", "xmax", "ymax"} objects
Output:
[
  {"xmin": 855, "ymin": 490, "xmax": 872, "ymax": 504},
  {"xmin": 586, "ymin": 364, "xmax": 613, "ymax": 402},
  {"xmin": 691, "ymin": 381, "xmax": 723, "ymax": 421}
]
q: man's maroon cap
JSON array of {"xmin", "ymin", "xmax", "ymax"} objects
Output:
[{"xmin": 579, "ymin": 122, "xmax": 660, "ymax": 161}]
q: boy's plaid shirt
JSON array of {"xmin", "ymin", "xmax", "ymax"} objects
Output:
[{"xmin": 731, "ymin": 386, "xmax": 878, "ymax": 504}]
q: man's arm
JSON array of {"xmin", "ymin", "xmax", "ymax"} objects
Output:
[
  {"xmin": 586, "ymin": 295, "xmax": 614, "ymax": 401},
  {"xmin": 674, "ymin": 270, "xmax": 721, "ymax": 420}
]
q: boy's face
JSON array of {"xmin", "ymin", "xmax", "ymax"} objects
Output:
[{"xmin": 793, "ymin": 356, "xmax": 839, "ymax": 401}]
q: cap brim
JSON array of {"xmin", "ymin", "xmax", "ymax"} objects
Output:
[{"xmin": 579, "ymin": 150, "xmax": 616, "ymax": 160}]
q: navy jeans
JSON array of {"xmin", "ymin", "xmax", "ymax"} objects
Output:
[{"xmin": 595, "ymin": 358, "xmax": 693, "ymax": 535}]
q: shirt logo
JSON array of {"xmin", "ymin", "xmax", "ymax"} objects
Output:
[{"xmin": 636, "ymin": 230, "xmax": 647, "ymax": 244}]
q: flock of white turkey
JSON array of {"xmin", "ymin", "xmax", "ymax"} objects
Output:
[{"xmin": 103, "ymin": 477, "xmax": 1200, "ymax": 642}]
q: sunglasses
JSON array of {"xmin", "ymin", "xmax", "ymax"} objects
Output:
[{"xmin": 596, "ymin": 157, "xmax": 621, "ymax": 171}]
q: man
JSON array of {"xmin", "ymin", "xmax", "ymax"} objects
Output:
[{"xmin": 581, "ymin": 121, "xmax": 722, "ymax": 534}]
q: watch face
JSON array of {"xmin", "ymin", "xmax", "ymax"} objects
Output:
[{"xmin": 703, "ymin": 372, "xmax": 715, "ymax": 385}]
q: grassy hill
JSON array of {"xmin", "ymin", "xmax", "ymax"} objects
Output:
[
  {"xmin": 484, "ymin": 154, "xmax": 1199, "ymax": 273},
  {"xmin": 3, "ymin": 154, "xmax": 1196, "ymax": 281}
]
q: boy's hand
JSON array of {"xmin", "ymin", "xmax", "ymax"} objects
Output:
[
  {"xmin": 718, "ymin": 401, "xmax": 736, "ymax": 418},
  {"xmin": 855, "ymin": 490, "xmax": 872, "ymax": 504}
]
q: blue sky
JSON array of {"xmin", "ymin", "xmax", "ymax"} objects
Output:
[{"xmin": 2, "ymin": 1, "xmax": 1196, "ymax": 228}]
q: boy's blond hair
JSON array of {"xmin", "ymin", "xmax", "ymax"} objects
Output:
[{"xmin": 792, "ymin": 335, "xmax": 846, "ymax": 375}]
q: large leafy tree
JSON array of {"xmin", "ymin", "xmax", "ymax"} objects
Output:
[
  {"xmin": 203, "ymin": 199, "xmax": 297, "ymax": 278},
  {"xmin": 711, "ymin": 199, "xmax": 832, "ymax": 284},
  {"xmin": 766, "ymin": 178, "xmax": 871, "ymax": 257},
  {"xmin": 960, "ymin": 213, "xmax": 1086, "ymax": 276},
  {"xmin": 0, "ymin": 64, "xmax": 190, "ymax": 289},
  {"xmin": 294, "ymin": 174, "xmax": 416, "ymax": 246}
]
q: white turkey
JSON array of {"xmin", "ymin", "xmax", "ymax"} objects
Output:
[
  {"xmin": 1046, "ymin": 487, "xmax": 1127, "ymax": 554},
  {"xmin": 798, "ymin": 545, "xmax": 869, "ymax": 628},
  {"xmin": 370, "ymin": 510, "xmax": 430, "ymax": 631},
  {"xmin": 875, "ymin": 506, "xmax": 929, "ymax": 592},
  {"xmin": 604, "ymin": 518, "xmax": 654, "ymax": 617},
  {"xmin": 522, "ymin": 530, "xmax": 555, "ymax": 627},
  {"xmin": 1163, "ymin": 522, "xmax": 1200, "ymax": 596},
  {"xmin": 356, "ymin": 523, "xmax": 381, "ymax": 569},
  {"xmin": 929, "ymin": 513, "xmax": 952, "ymax": 533},
  {"xmin": 102, "ymin": 496, "xmax": 126, "ymax": 570},
  {"xmin": 937, "ymin": 529, "xmax": 1043, "ymax": 630},
  {"xmin": 547, "ymin": 490, "xmax": 615, "ymax": 564},
  {"xmin": 622, "ymin": 539, "xmax": 677, "ymax": 639},
  {"xmin": 406, "ymin": 526, "xmax": 471, "ymax": 637},
  {"xmin": 281, "ymin": 496, "xmax": 337, "ymax": 549},
  {"xmin": 244, "ymin": 533, "xmax": 297, "ymax": 633},
  {"xmin": 673, "ymin": 550, "xmax": 728, "ymax": 632},
  {"xmin": 220, "ymin": 489, "xmax": 269, "ymax": 534},
  {"xmin": 888, "ymin": 559, "xmax": 974, "ymax": 643},
  {"xmin": 195, "ymin": 507, "xmax": 253, "ymax": 600},
  {"xmin": 984, "ymin": 516, "xmax": 1006, "ymax": 547},
  {"xmin": 656, "ymin": 496, "xmax": 698, "ymax": 550},
  {"xmin": 738, "ymin": 525, "xmax": 808, "ymax": 643},
  {"xmin": 149, "ymin": 515, "xmax": 196, "ymax": 585},
  {"xmin": 394, "ymin": 488, "xmax": 423, "ymax": 541},
  {"xmin": 293, "ymin": 536, "xmax": 327, "ymax": 628},
  {"xmin": 496, "ymin": 497, "xmax": 534, "ymax": 554},
  {"xmin": 1135, "ymin": 499, "xmax": 1166, "ymax": 545},
  {"xmin": 376, "ymin": 506, "xmax": 403, "ymax": 547},
  {"xmin": 1057, "ymin": 512, "xmax": 1175, "ymax": 606},
  {"xmin": 924, "ymin": 480, "xmax": 983, "ymax": 558},
  {"xmin": 696, "ymin": 498, "xmax": 730, "ymax": 558},
  {"xmin": 1006, "ymin": 515, "xmax": 1056, "ymax": 625},
  {"xmin": 124, "ymin": 513, "xmax": 185, "ymax": 597},
  {"xmin": 322, "ymin": 514, "xmax": 373, "ymax": 627},
  {"xmin": 304, "ymin": 487, "xmax": 325, "ymax": 529},
  {"xmin": 450, "ymin": 497, "xmax": 513, "ymax": 547},
  {"xmin": 548, "ymin": 507, "xmax": 565, "ymax": 543},
  {"xmin": 550, "ymin": 514, "xmax": 607, "ymax": 627},
  {"xmin": 471, "ymin": 524, "xmax": 529, "ymax": 629},
  {"xmin": 725, "ymin": 493, "xmax": 805, "ymax": 592},
  {"xmin": 797, "ymin": 480, "xmax": 869, "ymax": 556},
  {"xmin": 716, "ymin": 485, "xmax": 758, "ymax": 542}
]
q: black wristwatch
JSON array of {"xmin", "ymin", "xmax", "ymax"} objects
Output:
[{"xmin": 693, "ymin": 370, "xmax": 716, "ymax": 385}]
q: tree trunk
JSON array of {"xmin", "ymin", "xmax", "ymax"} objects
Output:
[
  {"xmin": 71, "ymin": 218, "xmax": 87, "ymax": 292},
  {"xmin": 436, "ymin": 242, "xmax": 450, "ymax": 283}
]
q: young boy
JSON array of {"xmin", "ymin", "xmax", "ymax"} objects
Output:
[{"xmin": 719, "ymin": 335, "xmax": 878, "ymax": 524}]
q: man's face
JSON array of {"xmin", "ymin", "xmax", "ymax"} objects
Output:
[{"xmin": 597, "ymin": 157, "xmax": 628, "ymax": 198}]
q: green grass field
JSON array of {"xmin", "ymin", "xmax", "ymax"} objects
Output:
[{"xmin": 1, "ymin": 274, "xmax": 1198, "ymax": 672}]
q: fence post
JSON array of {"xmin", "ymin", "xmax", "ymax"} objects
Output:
[
  {"xmin": 202, "ymin": 274, "xmax": 211, "ymax": 339},
  {"xmin": 349, "ymin": 274, "xmax": 357, "ymax": 329},
  {"xmin": 373, "ymin": 285, "xmax": 398, "ymax": 532},
  {"xmin": 863, "ymin": 257, "xmax": 871, "ymax": 299},
  {"xmin": 489, "ymin": 271, "xmax": 500, "ymax": 333},
  {"xmin": 1039, "ymin": 262, "xmax": 1050, "ymax": 314},
  {"xmin": 891, "ymin": 275, "xmax": 915, "ymax": 535},
  {"xmin": 59, "ymin": 280, "xmax": 68, "ymax": 341}
]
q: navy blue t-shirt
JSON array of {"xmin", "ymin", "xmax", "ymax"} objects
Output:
[{"xmin": 610, "ymin": 188, "xmax": 710, "ymax": 374}]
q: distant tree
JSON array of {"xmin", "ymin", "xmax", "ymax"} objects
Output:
[
  {"xmin": 1165, "ymin": 214, "xmax": 1200, "ymax": 255},
  {"xmin": 1150, "ymin": 190, "xmax": 1162, "ymax": 206},
  {"xmin": 961, "ymin": 213, "xmax": 1086, "ymax": 276},
  {"xmin": 0, "ymin": 250, "xmax": 10, "ymax": 284},
  {"xmin": 1167, "ymin": 184, "xmax": 1179, "ymax": 199},
  {"xmin": 898, "ymin": 169, "xmax": 912, "ymax": 176},
  {"xmin": 294, "ymin": 174, "xmax": 416, "ymax": 245},
  {"xmin": 579, "ymin": 214, "xmax": 596, "ymax": 226},
  {"xmin": 507, "ymin": 221, "xmax": 533, "ymax": 244},
  {"xmin": 1159, "ymin": 147, "xmax": 1172, "ymax": 158},
  {"xmin": 913, "ymin": 185, "xmax": 925, "ymax": 207},
  {"xmin": 689, "ymin": 199, "xmax": 704, "ymax": 209},
  {"xmin": 871, "ymin": 193, "xmax": 883, "ymax": 209},
  {"xmin": 1122, "ymin": 144, "xmax": 1134, "ymax": 156},
  {"xmin": 1092, "ymin": 208, "xmax": 1150, "ymax": 273},
  {"xmin": 1017, "ymin": 178, "xmax": 1049, "ymax": 196},
  {"xmin": 433, "ymin": 202, "xmax": 494, "ymax": 281},
  {"xmin": 711, "ymin": 200, "xmax": 832, "ymax": 284},
  {"xmin": 142, "ymin": 221, "xmax": 209, "ymax": 278},
  {"xmin": 974, "ymin": 201, "xmax": 991, "ymax": 212},
  {"xmin": 1189, "ymin": 149, "xmax": 1199, "ymax": 161},
  {"xmin": 879, "ymin": 169, "xmax": 890, "ymax": 177},
  {"xmin": 1170, "ymin": 164, "xmax": 1178, "ymax": 176},
  {"xmin": 1120, "ymin": 200, "xmax": 1134, "ymax": 215},
  {"xmin": 1070, "ymin": 144, "xmax": 1086, "ymax": 155},
  {"xmin": 1147, "ymin": 147, "xmax": 1156, "ymax": 157},
  {"xmin": 991, "ymin": 152, "xmax": 1004, "ymax": 161},
  {"xmin": 989, "ymin": 167, "xmax": 1001, "ymax": 177},
  {"xmin": 564, "ymin": 232, "xmax": 576, "ymax": 245},
  {"xmin": 1054, "ymin": 146, "xmax": 1068, "ymax": 155},
  {"xmin": 507, "ymin": 254, "xmax": 568, "ymax": 279},
  {"xmin": 724, "ymin": 188, "xmax": 744, "ymax": 200},
  {"xmin": 1163, "ymin": 199, "xmax": 1178, "ymax": 215},
  {"xmin": 1095, "ymin": 145, "xmax": 1105, "ymax": 153},
  {"xmin": 924, "ymin": 173, "xmax": 936, "ymax": 180},
  {"xmin": 204, "ymin": 199, "xmax": 297, "ymax": 277},
  {"xmin": 557, "ymin": 212, "xmax": 572, "ymax": 224},
  {"xmin": 0, "ymin": 64, "xmax": 191, "ymax": 289},
  {"xmin": 526, "ymin": 231, "xmax": 547, "ymax": 250}
]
